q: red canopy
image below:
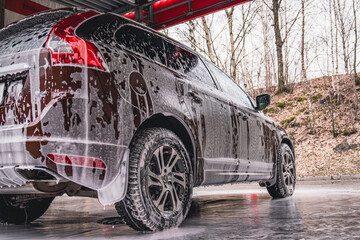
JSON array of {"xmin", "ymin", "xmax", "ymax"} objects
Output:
[{"xmin": 123, "ymin": 0, "xmax": 252, "ymax": 30}]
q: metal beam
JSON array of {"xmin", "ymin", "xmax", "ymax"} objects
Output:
[
  {"xmin": 79, "ymin": 0, "xmax": 115, "ymax": 10},
  {"xmin": 96, "ymin": 0, "xmax": 120, "ymax": 8},
  {"xmin": 113, "ymin": 0, "xmax": 136, "ymax": 5},
  {"xmin": 49, "ymin": 0, "xmax": 160, "ymax": 15},
  {"xmin": 0, "ymin": 0, "xmax": 4, "ymax": 29},
  {"xmin": 50, "ymin": 0, "xmax": 92, "ymax": 9},
  {"xmin": 112, "ymin": 5, "xmax": 135, "ymax": 14},
  {"xmin": 50, "ymin": 0, "xmax": 137, "ymax": 13},
  {"xmin": 66, "ymin": 0, "xmax": 109, "ymax": 11}
]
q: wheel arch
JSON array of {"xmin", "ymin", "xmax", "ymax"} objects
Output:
[
  {"xmin": 281, "ymin": 137, "xmax": 295, "ymax": 157},
  {"xmin": 262, "ymin": 136, "xmax": 295, "ymax": 188},
  {"xmin": 131, "ymin": 113, "xmax": 200, "ymax": 186}
]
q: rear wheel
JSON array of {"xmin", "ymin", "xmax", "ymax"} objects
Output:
[
  {"xmin": 116, "ymin": 128, "xmax": 192, "ymax": 231},
  {"xmin": 0, "ymin": 195, "xmax": 54, "ymax": 224},
  {"xmin": 267, "ymin": 144, "xmax": 296, "ymax": 198}
]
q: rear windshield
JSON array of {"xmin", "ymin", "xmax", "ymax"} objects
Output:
[{"xmin": 0, "ymin": 9, "xmax": 77, "ymax": 56}]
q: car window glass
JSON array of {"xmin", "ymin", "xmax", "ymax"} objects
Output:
[
  {"xmin": 77, "ymin": 13, "xmax": 128, "ymax": 44},
  {"xmin": 165, "ymin": 45, "xmax": 215, "ymax": 87},
  {"xmin": 165, "ymin": 42, "xmax": 195, "ymax": 73},
  {"xmin": 206, "ymin": 61, "xmax": 252, "ymax": 108},
  {"xmin": 186, "ymin": 57, "xmax": 216, "ymax": 87},
  {"xmin": 116, "ymin": 26, "xmax": 216, "ymax": 88},
  {"xmin": 115, "ymin": 25, "xmax": 167, "ymax": 65}
]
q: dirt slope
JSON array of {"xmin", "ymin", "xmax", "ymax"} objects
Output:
[{"xmin": 258, "ymin": 75, "xmax": 360, "ymax": 177}]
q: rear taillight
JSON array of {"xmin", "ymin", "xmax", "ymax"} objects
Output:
[
  {"xmin": 46, "ymin": 11, "xmax": 107, "ymax": 71},
  {"xmin": 47, "ymin": 154, "xmax": 107, "ymax": 169}
]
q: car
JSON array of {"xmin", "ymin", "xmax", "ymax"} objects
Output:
[{"xmin": 0, "ymin": 8, "xmax": 295, "ymax": 231}]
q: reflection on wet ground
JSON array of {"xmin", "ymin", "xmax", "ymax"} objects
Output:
[{"xmin": 1, "ymin": 180, "xmax": 360, "ymax": 239}]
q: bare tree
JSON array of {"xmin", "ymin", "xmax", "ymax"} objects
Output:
[
  {"xmin": 186, "ymin": 20, "xmax": 197, "ymax": 50},
  {"xmin": 333, "ymin": 0, "xmax": 339, "ymax": 75},
  {"xmin": 201, "ymin": 16, "xmax": 216, "ymax": 64},
  {"xmin": 270, "ymin": 0, "xmax": 285, "ymax": 92},
  {"xmin": 225, "ymin": 7, "xmax": 236, "ymax": 80},
  {"xmin": 263, "ymin": 0, "xmax": 301, "ymax": 93},
  {"xmin": 258, "ymin": 3, "xmax": 273, "ymax": 89},
  {"xmin": 329, "ymin": 0, "xmax": 337, "ymax": 136},
  {"xmin": 352, "ymin": 0, "xmax": 359, "ymax": 121},
  {"xmin": 301, "ymin": 0, "xmax": 315, "ymax": 134},
  {"xmin": 335, "ymin": 0, "xmax": 351, "ymax": 74},
  {"xmin": 283, "ymin": 0, "xmax": 290, "ymax": 85},
  {"xmin": 225, "ymin": 4, "xmax": 256, "ymax": 83}
]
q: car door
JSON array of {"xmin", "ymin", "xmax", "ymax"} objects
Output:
[
  {"xmin": 205, "ymin": 61, "xmax": 274, "ymax": 182},
  {"xmin": 165, "ymin": 46, "xmax": 234, "ymax": 185},
  {"xmin": 167, "ymin": 47, "xmax": 232, "ymax": 160}
]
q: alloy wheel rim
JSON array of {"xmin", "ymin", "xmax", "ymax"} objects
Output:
[
  {"xmin": 282, "ymin": 151, "xmax": 295, "ymax": 193},
  {"xmin": 147, "ymin": 145, "xmax": 187, "ymax": 214}
]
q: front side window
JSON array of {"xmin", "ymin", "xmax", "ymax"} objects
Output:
[
  {"xmin": 184, "ymin": 56, "xmax": 216, "ymax": 87},
  {"xmin": 206, "ymin": 61, "xmax": 253, "ymax": 108}
]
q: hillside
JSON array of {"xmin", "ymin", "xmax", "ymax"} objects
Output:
[{"xmin": 258, "ymin": 75, "xmax": 360, "ymax": 177}]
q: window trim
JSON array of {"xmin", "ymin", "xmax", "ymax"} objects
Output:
[{"xmin": 198, "ymin": 56, "xmax": 219, "ymax": 89}]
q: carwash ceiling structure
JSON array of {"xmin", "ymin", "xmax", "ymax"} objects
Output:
[{"xmin": 50, "ymin": 0, "xmax": 252, "ymax": 29}]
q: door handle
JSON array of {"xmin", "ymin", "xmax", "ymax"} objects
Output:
[
  {"xmin": 188, "ymin": 91, "xmax": 203, "ymax": 104},
  {"xmin": 238, "ymin": 112, "xmax": 248, "ymax": 121}
]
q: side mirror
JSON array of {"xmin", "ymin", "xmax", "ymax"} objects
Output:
[{"xmin": 256, "ymin": 94, "xmax": 270, "ymax": 110}]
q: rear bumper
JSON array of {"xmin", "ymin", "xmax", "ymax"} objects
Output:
[
  {"xmin": 0, "ymin": 93, "xmax": 130, "ymax": 205},
  {"xmin": 0, "ymin": 132, "xmax": 129, "ymax": 204}
]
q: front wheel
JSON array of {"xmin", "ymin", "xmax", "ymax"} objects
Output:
[
  {"xmin": 115, "ymin": 128, "xmax": 193, "ymax": 231},
  {"xmin": 267, "ymin": 143, "xmax": 296, "ymax": 198},
  {"xmin": 0, "ymin": 195, "xmax": 54, "ymax": 224}
]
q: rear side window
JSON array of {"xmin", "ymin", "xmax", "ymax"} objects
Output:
[
  {"xmin": 116, "ymin": 25, "xmax": 215, "ymax": 87},
  {"xmin": 76, "ymin": 13, "xmax": 129, "ymax": 44},
  {"xmin": 206, "ymin": 62, "xmax": 252, "ymax": 108},
  {"xmin": 0, "ymin": 10, "xmax": 75, "ymax": 55},
  {"xmin": 115, "ymin": 25, "xmax": 167, "ymax": 65}
]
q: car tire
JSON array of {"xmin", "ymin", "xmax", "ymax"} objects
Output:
[
  {"xmin": 267, "ymin": 143, "xmax": 296, "ymax": 198},
  {"xmin": 115, "ymin": 128, "xmax": 193, "ymax": 231},
  {"xmin": 0, "ymin": 195, "xmax": 54, "ymax": 224}
]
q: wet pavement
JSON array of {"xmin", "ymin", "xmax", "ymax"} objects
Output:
[{"xmin": 0, "ymin": 180, "xmax": 359, "ymax": 239}]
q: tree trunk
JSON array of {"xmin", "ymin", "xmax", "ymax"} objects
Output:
[
  {"xmin": 201, "ymin": 17, "xmax": 216, "ymax": 64},
  {"xmin": 301, "ymin": 0, "xmax": 315, "ymax": 134},
  {"xmin": 332, "ymin": 0, "xmax": 341, "ymax": 104},
  {"xmin": 335, "ymin": 0, "xmax": 350, "ymax": 75},
  {"xmin": 353, "ymin": 0, "xmax": 359, "ymax": 121},
  {"xmin": 272, "ymin": 0, "xmax": 285, "ymax": 93},
  {"xmin": 188, "ymin": 20, "xmax": 196, "ymax": 50},
  {"xmin": 225, "ymin": 7, "xmax": 236, "ymax": 80},
  {"xmin": 329, "ymin": 0, "xmax": 337, "ymax": 137},
  {"xmin": 259, "ymin": 3, "xmax": 272, "ymax": 89},
  {"xmin": 283, "ymin": 0, "xmax": 289, "ymax": 85},
  {"xmin": 333, "ymin": 0, "xmax": 339, "ymax": 75}
]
